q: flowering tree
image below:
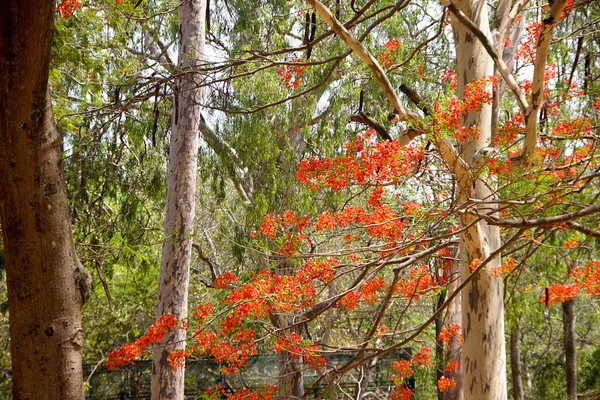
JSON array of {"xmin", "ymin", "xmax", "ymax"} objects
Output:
[{"xmin": 47, "ymin": 0, "xmax": 599, "ymax": 398}]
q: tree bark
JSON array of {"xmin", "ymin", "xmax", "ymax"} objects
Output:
[
  {"xmin": 435, "ymin": 291, "xmax": 447, "ymax": 400},
  {"xmin": 563, "ymin": 292, "xmax": 577, "ymax": 400},
  {"xmin": 510, "ymin": 325, "xmax": 524, "ymax": 400},
  {"xmin": 449, "ymin": 1, "xmax": 507, "ymax": 399},
  {"xmin": 445, "ymin": 258, "xmax": 463, "ymax": 400},
  {"xmin": 0, "ymin": 2, "xmax": 88, "ymax": 398},
  {"xmin": 151, "ymin": 0, "xmax": 206, "ymax": 398}
]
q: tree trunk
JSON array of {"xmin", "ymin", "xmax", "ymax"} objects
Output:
[
  {"xmin": 435, "ymin": 291, "xmax": 447, "ymax": 400},
  {"xmin": 450, "ymin": 1, "xmax": 507, "ymax": 399},
  {"xmin": 510, "ymin": 325, "xmax": 524, "ymax": 400},
  {"xmin": 445, "ymin": 257, "xmax": 463, "ymax": 400},
  {"xmin": 151, "ymin": 0, "xmax": 206, "ymax": 398},
  {"xmin": 0, "ymin": 2, "xmax": 89, "ymax": 398},
  {"xmin": 563, "ymin": 293, "xmax": 577, "ymax": 400}
]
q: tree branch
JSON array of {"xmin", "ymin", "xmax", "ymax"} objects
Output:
[
  {"xmin": 349, "ymin": 111, "xmax": 392, "ymax": 141},
  {"xmin": 305, "ymin": 0, "xmax": 421, "ymax": 125},
  {"xmin": 471, "ymin": 204, "xmax": 600, "ymax": 228},
  {"xmin": 198, "ymin": 116, "xmax": 255, "ymax": 204},
  {"xmin": 520, "ymin": 0, "xmax": 568, "ymax": 165},
  {"xmin": 565, "ymin": 221, "xmax": 600, "ymax": 238}
]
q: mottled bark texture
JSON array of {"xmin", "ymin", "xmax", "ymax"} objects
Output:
[
  {"xmin": 449, "ymin": 1, "xmax": 507, "ymax": 399},
  {"xmin": 0, "ymin": 1, "xmax": 88, "ymax": 399},
  {"xmin": 151, "ymin": 0, "xmax": 206, "ymax": 398}
]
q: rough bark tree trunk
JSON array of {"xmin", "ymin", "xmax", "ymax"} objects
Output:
[
  {"xmin": 450, "ymin": 1, "xmax": 507, "ymax": 399},
  {"xmin": 151, "ymin": 0, "xmax": 206, "ymax": 398},
  {"xmin": 510, "ymin": 324, "xmax": 525, "ymax": 400},
  {"xmin": 563, "ymin": 283, "xmax": 577, "ymax": 400},
  {"xmin": 0, "ymin": 2, "xmax": 89, "ymax": 398}
]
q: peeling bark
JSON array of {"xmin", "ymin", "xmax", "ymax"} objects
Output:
[
  {"xmin": 151, "ymin": 1, "xmax": 206, "ymax": 398},
  {"xmin": 0, "ymin": 2, "xmax": 86, "ymax": 398}
]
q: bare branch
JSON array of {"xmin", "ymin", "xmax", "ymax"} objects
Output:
[
  {"xmin": 472, "ymin": 204, "xmax": 600, "ymax": 228},
  {"xmin": 192, "ymin": 242, "xmax": 219, "ymax": 282},
  {"xmin": 565, "ymin": 221, "xmax": 600, "ymax": 238},
  {"xmin": 198, "ymin": 117, "xmax": 255, "ymax": 204},
  {"xmin": 305, "ymin": 0, "xmax": 421, "ymax": 124},
  {"xmin": 349, "ymin": 111, "xmax": 392, "ymax": 141}
]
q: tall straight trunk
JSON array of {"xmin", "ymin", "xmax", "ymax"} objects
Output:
[
  {"xmin": 510, "ymin": 325, "xmax": 524, "ymax": 400},
  {"xmin": 450, "ymin": 1, "xmax": 507, "ymax": 399},
  {"xmin": 445, "ymin": 258, "xmax": 463, "ymax": 400},
  {"xmin": 151, "ymin": 0, "xmax": 206, "ymax": 398},
  {"xmin": 563, "ymin": 282, "xmax": 577, "ymax": 400},
  {"xmin": 435, "ymin": 291, "xmax": 447, "ymax": 400},
  {"xmin": 0, "ymin": 2, "xmax": 89, "ymax": 398}
]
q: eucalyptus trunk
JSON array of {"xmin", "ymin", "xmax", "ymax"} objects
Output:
[
  {"xmin": 151, "ymin": 0, "xmax": 206, "ymax": 398},
  {"xmin": 0, "ymin": 1, "xmax": 89, "ymax": 398},
  {"xmin": 450, "ymin": 1, "xmax": 507, "ymax": 399}
]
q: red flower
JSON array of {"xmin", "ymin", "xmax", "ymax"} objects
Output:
[{"xmin": 438, "ymin": 376, "xmax": 456, "ymax": 392}]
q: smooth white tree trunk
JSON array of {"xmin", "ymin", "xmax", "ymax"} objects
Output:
[
  {"xmin": 151, "ymin": 1, "xmax": 206, "ymax": 398},
  {"xmin": 450, "ymin": 1, "xmax": 507, "ymax": 399}
]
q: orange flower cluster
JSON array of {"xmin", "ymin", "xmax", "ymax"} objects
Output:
[
  {"xmin": 540, "ymin": 283, "xmax": 580, "ymax": 306},
  {"xmin": 445, "ymin": 360, "xmax": 460, "ymax": 372},
  {"xmin": 495, "ymin": 112, "xmax": 525, "ymax": 147},
  {"xmin": 412, "ymin": 347, "xmax": 432, "ymax": 368},
  {"xmin": 391, "ymin": 385, "xmax": 414, "ymax": 400},
  {"xmin": 441, "ymin": 69, "xmax": 457, "ymax": 91},
  {"xmin": 296, "ymin": 132, "xmax": 424, "ymax": 191},
  {"xmin": 379, "ymin": 39, "xmax": 401, "ymax": 68},
  {"xmin": 56, "ymin": 0, "xmax": 82, "ymax": 18},
  {"xmin": 106, "ymin": 314, "xmax": 178, "ymax": 370},
  {"xmin": 392, "ymin": 359, "xmax": 413, "ymax": 381},
  {"xmin": 490, "ymin": 257, "xmax": 516, "ymax": 278},
  {"xmin": 213, "ymin": 271, "xmax": 238, "ymax": 289},
  {"xmin": 438, "ymin": 376, "xmax": 457, "ymax": 393},
  {"xmin": 337, "ymin": 276, "xmax": 385, "ymax": 310},
  {"xmin": 203, "ymin": 384, "xmax": 278, "ymax": 400},
  {"xmin": 276, "ymin": 57, "xmax": 308, "ymax": 90},
  {"xmin": 394, "ymin": 265, "xmax": 437, "ymax": 300},
  {"xmin": 552, "ymin": 117, "xmax": 592, "ymax": 138},
  {"xmin": 571, "ymin": 261, "xmax": 600, "ymax": 296},
  {"xmin": 516, "ymin": 21, "xmax": 541, "ymax": 64},
  {"xmin": 563, "ymin": 238, "xmax": 579, "ymax": 249},
  {"xmin": 431, "ymin": 77, "xmax": 496, "ymax": 142},
  {"xmin": 274, "ymin": 332, "xmax": 326, "ymax": 370},
  {"xmin": 439, "ymin": 324, "xmax": 462, "ymax": 345}
]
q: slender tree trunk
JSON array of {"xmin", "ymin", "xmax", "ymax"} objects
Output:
[
  {"xmin": 445, "ymin": 257, "xmax": 463, "ymax": 400},
  {"xmin": 435, "ymin": 291, "xmax": 447, "ymax": 400},
  {"xmin": 563, "ymin": 281, "xmax": 577, "ymax": 400},
  {"xmin": 0, "ymin": 2, "xmax": 89, "ymax": 398},
  {"xmin": 510, "ymin": 325, "xmax": 524, "ymax": 400},
  {"xmin": 450, "ymin": 1, "xmax": 507, "ymax": 399},
  {"xmin": 151, "ymin": 0, "xmax": 206, "ymax": 398}
]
